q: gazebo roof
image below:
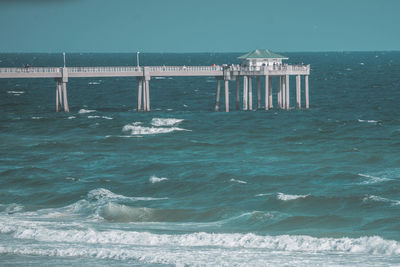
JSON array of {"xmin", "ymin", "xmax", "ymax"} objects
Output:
[{"xmin": 238, "ymin": 49, "xmax": 288, "ymax": 60}]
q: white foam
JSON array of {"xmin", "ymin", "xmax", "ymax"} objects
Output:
[
  {"xmin": 255, "ymin": 193, "xmax": 274, "ymax": 197},
  {"xmin": 0, "ymin": 222, "xmax": 398, "ymax": 256},
  {"xmin": 277, "ymin": 193, "xmax": 309, "ymax": 201},
  {"xmin": 67, "ymin": 116, "xmax": 76, "ymax": 119},
  {"xmin": 358, "ymin": 173, "xmax": 393, "ymax": 184},
  {"xmin": 88, "ymin": 115, "xmax": 113, "ymax": 120},
  {"xmin": 7, "ymin": 91, "xmax": 25, "ymax": 94},
  {"xmin": 122, "ymin": 124, "xmax": 189, "ymax": 135},
  {"xmin": 78, "ymin": 109, "xmax": 96, "ymax": 114},
  {"xmin": 363, "ymin": 195, "xmax": 400, "ymax": 206},
  {"xmin": 151, "ymin": 118, "xmax": 183, "ymax": 127},
  {"xmin": 149, "ymin": 176, "xmax": 168, "ymax": 183},
  {"xmin": 88, "ymin": 81, "xmax": 100, "ymax": 85},
  {"xmin": 230, "ymin": 178, "xmax": 247, "ymax": 184},
  {"xmin": 31, "ymin": 117, "xmax": 42, "ymax": 120},
  {"xmin": 105, "ymin": 135, "xmax": 142, "ymax": 138},
  {"xmin": 358, "ymin": 119, "xmax": 378, "ymax": 124},
  {"xmin": 3, "ymin": 203, "xmax": 24, "ymax": 214},
  {"xmin": 87, "ymin": 188, "xmax": 166, "ymax": 202}
]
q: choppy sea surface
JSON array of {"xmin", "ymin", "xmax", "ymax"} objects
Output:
[{"xmin": 0, "ymin": 52, "xmax": 400, "ymax": 266}]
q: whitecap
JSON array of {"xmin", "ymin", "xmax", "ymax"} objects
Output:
[
  {"xmin": 358, "ymin": 119, "xmax": 378, "ymax": 124},
  {"xmin": 7, "ymin": 91, "xmax": 25, "ymax": 94},
  {"xmin": 67, "ymin": 116, "xmax": 76, "ymax": 119},
  {"xmin": 88, "ymin": 115, "xmax": 113, "ymax": 120},
  {"xmin": 87, "ymin": 188, "xmax": 166, "ymax": 202},
  {"xmin": 363, "ymin": 195, "xmax": 400, "ymax": 206},
  {"xmin": 149, "ymin": 176, "xmax": 168, "ymax": 184},
  {"xmin": 105, "ymin": 135, "xmax": 143, "ymax": 138},
  {"xmin": 88, "ymin": 81, "xmax": 100, "ymax": 85},
  {"xmin": 230, "ymin": 178, "xmax": 247, "ymax": 184},
  {"xmin": 151, "ymin": 118, "xmax": 183, "ymax": 127},
  {"xmin": 255, "ymin": 193, "xmax": 274, "ymax": 197},
  {"xmin": 358, "ymin": 173, "xmax": 393, "ymax": 184},
  {"xmin": 31, "ymin": 117, "xmax": 42, "ymax": 120},
  {"xmin": 122, "ymin": 124, "xmax": 189, "ymax": 135},
  {"xmin": 277, "ymin": 193, "xmax": 309, "ymax": 201},
  {"xmin": 78, "ymin": 109, "xmax": 96, "ymax": 114}
]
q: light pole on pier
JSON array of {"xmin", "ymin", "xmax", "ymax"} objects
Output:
[
  {"xmin": 63, "ymin": 52, "xmax": 66, "ymax": 68},
  {"xmin": 137, "ymin": 51, "xmax": 140, "ymax": 67}
]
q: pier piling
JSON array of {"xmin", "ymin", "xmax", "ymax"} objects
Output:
[
  {"xmin": 248, "ymin": 76, "xmax": 253, "ymax": 110},
  {"xmin": 264, "ymin": 75, "xmax": 269, "ymax": 110},
  {"xmin": 256, "ymin": 76, "xmax": 261, "ymax": 109},
  {"xmin": 215, "ymin": 79, "xmax": 221, "ymax": 111},
  {"xmin": 235, "ymin": 77, "xmax": 240, "ymax": 110},
  {"xmin": 137, "ymin": 78, "xmax": 142, "ymax": 112},
  {"xmin": 225, "ymin": 80, "xmax": 229, "ymax": 112},
  {"xmin": 269, "ymin": 77, "xmax": 273, "ymax": 108},
  {"xmin": 285, "ymin": 74, "xmax": 290, "ymax": 110},
  {"xmin": 243, "ymin": 76, "xmax": 248, "ymax": 110},
  {"xmin": 305, "ymin": 75, "xmax": 309, "ymax": 109}
]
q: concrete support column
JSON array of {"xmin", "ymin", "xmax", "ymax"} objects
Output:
[
  {"xmin": 264, "ymin": 75, "xmax": 269, "ymax": 110},
  {"xmin": 137, "ymin": 78, "xmax": 142, "ymax": 112},
  {"xmin": 235, "ymin": 76, "xmax": 240, "ymax": 110},
  {"xmin": 286, "ymin": 74, "xmax": 290, "ymax": 110},
  {"xmin": 269, "ymin": 77, "xmax": 273, "ymax": 108},
  {"xmin": 62, "ymin": 82, "xmax": 69, "ymax": 112},
  {"xmin": 248, "ymin": 76, "xmax": 253, "ymax": 110},
  {"xmin": 256, "ymin": 76, "xmax": 261, "ymax": 109},
  {"xmin": 215, "ymin": 79, "xmax": 221, "ymax": 111},
  {"xmin": 143, "ymin": 80, "xmax": 147, "ymax": 111},
  {"xmin": 224, "ymin": 79, "xmax": 229, "ymax": 112},
  {"xmin": 145, "ymin": 79, "xmax": 150, "ymax": 112},
  {"xmin": 55, "ymin": 80, "xmax": 63, "ymax": 112},
  {"xmin": 60, "ymin": 67, "xmax": 69, "ymax": 112},
  {"xmin": 277, "ymin": 76, "xmax": 282, "ymax": 108},
  {"xmin": 282, "ymin": 76, "xmax": 286, "ymax": 109},
  {"xmin": 305, "ymin": 75, "xmax": 309, "ymax": 109},
  {"xmin": 243, "ymin": 76, "xmax": 248, "ymax": 110},
  {"xmin": 56, "ymin": 81, "xmax": 60, "ymax": 112},
  {"xmin": 296, "ymin": 74, "xmax": 301, "ymax": 109}
]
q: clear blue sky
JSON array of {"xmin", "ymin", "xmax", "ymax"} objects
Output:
[{"xmin": 1, "ymin": 0, "xmax": 399, "ymax": 53}]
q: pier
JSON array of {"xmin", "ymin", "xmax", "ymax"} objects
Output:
[{"xmin": 0, "ymin": 50, "xmax": 310, "ymax": 112}]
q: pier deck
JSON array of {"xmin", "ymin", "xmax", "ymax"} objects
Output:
[{"xmin": 0, "ymin": 64, "xmax": 310, "ymax": 112}]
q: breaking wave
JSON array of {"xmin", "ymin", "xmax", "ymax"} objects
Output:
[
  {"xmin": 358, "ymin": 173, "xmax": 393, "ymax": 184},
  {"xmin": 122, "ymin": 119, "xmax": 189, "ymax": 135},
  {"xmin": 277, "ymin": 193, "xmax": 309, "ymax": 201},
  {"xmin": 149, "ymin": 176, "xmax": 168, "ymax": 183},
  {"xmin": 230, "ymin": 178, "xmax": 247, "ymax": 184},
  {"xmin": 363, "ymin": 195, "xmax": 400, "ymax": 206},
  {"xmin": 78, "ymin": 109, "xmax": 96, "ymax": 114},
  {"xmin": 151, "ymin": 118, "xmax": 184, "ymax": 126}
]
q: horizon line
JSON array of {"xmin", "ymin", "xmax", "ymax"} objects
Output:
[{"xmin": 1, "ymin": 49, "xmax": 400, "ymax": 54}]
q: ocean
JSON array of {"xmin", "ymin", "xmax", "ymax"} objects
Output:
[{"xmin": 0, "ymin": 52, "xmax": 400, "ymax": 266}]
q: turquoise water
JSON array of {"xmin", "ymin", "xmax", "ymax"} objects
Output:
[{"xmin": 1, "ymin": 52, "xmax": 400, "ymax": 266}]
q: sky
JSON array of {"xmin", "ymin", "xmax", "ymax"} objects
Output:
[{"xmin": 1, "ymin": 0, "xmax": 400, "ymax": 53}]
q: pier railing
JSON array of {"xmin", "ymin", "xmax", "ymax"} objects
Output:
[
  {"xmin": 0, "ymin": 67, "xmax": 61, "ymax": 73},
  {"xmin": 0, "ymin": 64, "xmax": 310, "ymax": 76}
]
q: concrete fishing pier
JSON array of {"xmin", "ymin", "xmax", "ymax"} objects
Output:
[{"xmin": 0, "ymin": 50, "xmax": 310, "ymax": 112}]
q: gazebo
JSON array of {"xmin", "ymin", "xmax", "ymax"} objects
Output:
[{"xmin": 238, "ymin": 49, "xmax": 288, "ymax": 67}]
